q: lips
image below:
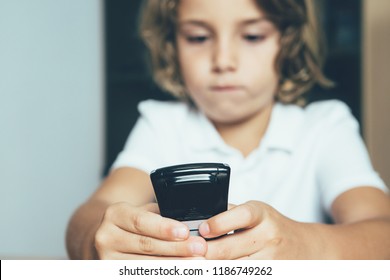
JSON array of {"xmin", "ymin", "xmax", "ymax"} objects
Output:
[{"xmin": 210, "ymin": 85, "xmax": 243, "ymax": 92}]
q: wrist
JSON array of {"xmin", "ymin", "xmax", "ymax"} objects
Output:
[
  {"xmin": 305, "ymin": 222, "xmax": 343, "ymax": 259},
  {"xmin": 83, "ymin": 225, "xmax": 100, "ymax": 259}
]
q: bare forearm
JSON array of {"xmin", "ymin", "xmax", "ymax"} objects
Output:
[
  {"xmin": 315, "ymin": 217, "xmax": 390, "ymax": 259},
  {"xmin": 66, "ymin": 199, "xmax": 108, "ymax": 259}
]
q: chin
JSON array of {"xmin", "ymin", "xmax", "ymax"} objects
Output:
[{"xmin": 207, "ymin": 110, "xmax": 250, "ymax": 125}]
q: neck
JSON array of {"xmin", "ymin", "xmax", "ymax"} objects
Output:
[{"xmin": 212, "ymin": 102, "xmax": 274, "ymax": 157}]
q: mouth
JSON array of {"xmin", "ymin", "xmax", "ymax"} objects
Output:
[{"xmin": 210, "ymin": 85, "xmax": 244, "ymax": 92}]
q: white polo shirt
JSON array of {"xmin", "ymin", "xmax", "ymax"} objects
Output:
[{"xmin": 111, "ymin": 99, "xmax": 388, "ymax": 223}]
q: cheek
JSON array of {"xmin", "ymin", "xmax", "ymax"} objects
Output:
[
  {"xmin": 242, "ymin": 47, "xmax": 279, "ymax": 82},
  {"xmin": 247, "ymin": 44, "xmax": 278, "ymax": 68},
  {"xmin": 179, "ymin": 53, "xmax": 208, "ymax": 90}
]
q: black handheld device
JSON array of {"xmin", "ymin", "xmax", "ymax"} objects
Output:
[{"xmin": 150, "ymin": 162, "xmax": 230, "ymax": 236}]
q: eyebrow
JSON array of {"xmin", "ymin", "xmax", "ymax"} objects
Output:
[
  {"xmin": 178, "ymin": 17, "xmax": 269, "ymax": 29},
  {"xmin": 240, "ymin": 18, "xmax": 269, "ymax": 26}
]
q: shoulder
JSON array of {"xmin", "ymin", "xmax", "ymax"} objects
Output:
[
  {"xmin": 304, "ymin": 99, "xmax": 352, "ymax": 118},
  {"xmin": 137, "ymin": 99, "xmax": 192, "ymax": 125},
  {"xmin": 262, "ymin": 100, "xmax": 358, "ymax": 150},
  {"xmin": 302, "ymin": 100, "xmax": 359, "ymax": 131},
  {"xmin": 138, "ymin": 99, "xmax": 189, "ymax": 116},
  {"xmin": 270, "ymin": 100, "xmax": 360, "ymax": 151},
  {"xmin": 272, "ymin": 100, "xmax": 359, "ymax": 141}
]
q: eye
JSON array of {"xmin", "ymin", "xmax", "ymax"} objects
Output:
[
  {"xmin": 186, "ymin": 35, "xmax": 209, "ymax": 44},
  {"xmin": 243, "ymin": 34, "xmax": 265, "ymax": 42}
]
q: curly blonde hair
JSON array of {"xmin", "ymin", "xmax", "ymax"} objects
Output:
[{"xmin": 139, "ymin": 0, "xmax": 333, "ymax": 105}]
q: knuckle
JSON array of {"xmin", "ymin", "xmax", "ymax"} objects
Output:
[
  {"xmin": 269, "ymin": 236, "xmax": 283, "ymax": 246},
  {"xmin": 170, "ymin": 240, "xmax": 187, "ymax": 257},
  {"xmin": 208, "ymin": 217, "xmax": 223, "ymax": 233},
  {"xmin": 214, "ymin": 244, "xmax": 231, "ymax": 259},
  {"xmin": 104, "ymin": 203, "xmax": 121, "ymax": 220},
  {"xmin": 247, "ymin": 200, "xmax": 263, "ymax": 210},
  {"xmin": 157, "ymin": 221, "xmax": 170, "ymax": 238},
  {"xmin": 138, "ymin": 235, "xmax": 154, "ymax": 253},
  {"xmin": 240, "ymin": 203, "xmax": 255, "ymax": 222},
  {"xmin": 269, "ymin": 225, "xmax": 283, "ymax": 241},
  {"xmin": 132, "ymin": 211, "xmax": 144, "ymax": 232},
  {"xmin": 94, "ymin": 228, "xmax": 109, "ymax": 251},
  {"xmin": 104, "ymin": 206, "xmax": 114, "ymax": 220}
]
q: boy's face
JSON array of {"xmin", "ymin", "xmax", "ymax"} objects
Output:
[{"xmin": 176, "ymin": 0, "xmax": 280, "ymax": 125}]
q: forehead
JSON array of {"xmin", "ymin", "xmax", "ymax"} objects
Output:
[{"xmin": 177, "ymin": 0, "xmax": 265, "ymax": 22}]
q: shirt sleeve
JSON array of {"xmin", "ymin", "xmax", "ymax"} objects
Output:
[
  {"xmin": 316, "ymin": 103, "xmax": 388, "ymax": 213},
  {"xmin": 110, "ymin": 102, "xmax": 164, "ymax": 174}
]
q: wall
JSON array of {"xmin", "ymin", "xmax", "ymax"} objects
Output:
[
  {"xmin": 363, "ymin": 0, "xmax": 390, "ymax": 187},
  {"xmin": 0, "ymin": 0, "xmax": 103, "ymax": 258}
]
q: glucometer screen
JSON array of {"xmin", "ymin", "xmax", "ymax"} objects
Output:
[{"xmin": 150, "ymin": 163, "xmax": 230, "ymax": 222}]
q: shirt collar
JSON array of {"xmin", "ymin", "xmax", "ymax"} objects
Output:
[
  {"xmin": 187, "ymin": 102, "xmax": 304, "ymax": 154},
  {"xmin": 261, "ymin": 102, "xmax": 304, "ymax": 153},
  {"xmin": 187, "ymin": 108, "xmax": 234, "ymax": 153}
]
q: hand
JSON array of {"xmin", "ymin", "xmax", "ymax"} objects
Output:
[
  {"xmin": 95, "ymin": 202, "xmax": 207, "ymax": 259},
  {"xmin": 199, "ymin": 200, "xmax": 322, "ymax": 259}
]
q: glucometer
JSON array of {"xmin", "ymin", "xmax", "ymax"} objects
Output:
[{"xmin": 150, "ymin": 163, "xmax": 230, "ymax": 236}]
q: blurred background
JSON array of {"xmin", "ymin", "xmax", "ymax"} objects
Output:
[{"xmin": 0, "ymin": 0, "xmax": 389, "ymax": 259}]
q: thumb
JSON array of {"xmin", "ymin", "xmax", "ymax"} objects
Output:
[{"xmin": 143, "ymin": 202, "xmax": 160, "ymax": 214}]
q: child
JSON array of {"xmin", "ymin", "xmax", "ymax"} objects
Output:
[{"xmin": 66, "ymin": 0, "xmax": 390, "ymax": 259}]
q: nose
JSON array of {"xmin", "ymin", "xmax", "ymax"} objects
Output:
[{"xmin": 212, "ymin": 38, "xmax": 238, "ymax": 73}]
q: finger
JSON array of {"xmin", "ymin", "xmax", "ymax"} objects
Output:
[
  {"xmin": 98, "ymin": 225, "xmax": 207, "ymax": 257},
  {"xmin": 126, "ymin": 234, "xmax": 207, "ymax": 257},
  {"xmin": 228, "ymin": 203, "xmax": 237, "ymax": 210},
  {"xmin": 205, "ymin": 230, "xmax": 264, "ymax": 259},
  {"xmin": 199, "ymin": 201, "xmax": 265, "ymax": 239},
  {"xmin": 119, "ymin": 254, "xmax": 206, "ymax": 260},
  {"xmin": 102, "ymin": 250, "xmax": 206, "ymax": 260},
  {"xmin": 108, "ymin": 202, "xmax": 190, "ymax": 241},
  {"xmin": 143, "ymin": 202, "xmax": 160, "ymax": 214}
]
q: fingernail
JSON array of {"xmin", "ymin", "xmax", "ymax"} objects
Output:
[
  {"xmin": 189, "ymin": 242, "xmax": 205, "ymax": 256},
  {"xmin": 199, "ymin": 222, "xmax": 210, "ymax": 236},
  {"xmin": 173, "ymin": 227, "xmax": 188, "ymax": 239}
]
